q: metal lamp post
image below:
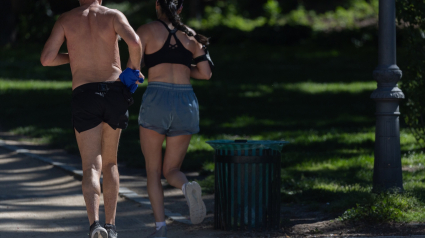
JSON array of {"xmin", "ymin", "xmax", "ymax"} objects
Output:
[{"xmin": 371, "ymin": 0, "xmax": 404, "ymax": 192}]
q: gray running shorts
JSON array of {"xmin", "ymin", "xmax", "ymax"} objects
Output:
[{"xmin": 138, "ymin": 82, "xmax": 200, "ymax": 137}]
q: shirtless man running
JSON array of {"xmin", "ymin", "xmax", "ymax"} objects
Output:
[{"xmin": 40, "ymin": 0, "xmax": 142, "ymax": 237}]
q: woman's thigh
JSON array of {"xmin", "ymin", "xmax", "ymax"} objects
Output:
[
  {"xmin": 163, "ymin": 134, "xmax": 192, "ymax": 173},
  {"xmin": 140, "ymin": 126, "xmax": 166, "ymax": 172}
]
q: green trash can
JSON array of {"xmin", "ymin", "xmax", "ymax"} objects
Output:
[{"xmin": 206, "ymin": 140, "xmax": 289, "ymax": 231}]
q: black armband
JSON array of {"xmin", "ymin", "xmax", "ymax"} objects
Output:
[{"xmin": 193, "ymin": 46, "xmax": 214, "ymax": 70}]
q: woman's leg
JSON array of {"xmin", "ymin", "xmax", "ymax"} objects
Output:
[
  {"xmin": 163, "ymin": 134, "xmax": 206, "ymax": 224},
  {"xmin": 140, "ymin": 126, "xmax": 166, "ymax": 222},
  {"xmin": 162, "ymin": 135, "xmax": 191, "ymax": 189}
]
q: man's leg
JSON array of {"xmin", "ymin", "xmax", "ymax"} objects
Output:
[
  {"xmin": 140, "ymin": 126, "xmax": 166, "ymax": 223},
  {"xmin": 75, "ymin": 123, "xmax": 103, "ymax": 225},
  {"xmin": 101, "ymin": 123, "xmax": 122, "ymax": 225}
]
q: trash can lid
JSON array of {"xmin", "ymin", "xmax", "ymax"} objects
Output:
[{"xmin": 206, "ymin": 140, "xmax": 289, "ymax": 152}]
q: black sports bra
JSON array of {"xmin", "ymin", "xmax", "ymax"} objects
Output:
[{"xmin": 144, "ymin": 20, "xmax": 193, "ymax": 69}]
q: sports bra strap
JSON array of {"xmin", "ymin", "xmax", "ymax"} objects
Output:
[{"xmin": 157, "ymin": 19, "xmax": 178, "ymax": 34}]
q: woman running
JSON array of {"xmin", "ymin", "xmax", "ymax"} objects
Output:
[{"xmin": 134, "ymin": 0, "xmax": 212, "ymax": 237}]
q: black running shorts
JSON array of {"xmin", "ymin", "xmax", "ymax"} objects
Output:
[{"xmin": 71, "ymin": 81, "xmax": 133, "ymax": 133}]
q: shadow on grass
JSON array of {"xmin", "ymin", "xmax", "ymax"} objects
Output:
[
  {"xmin": 3, "ymin": 43, "xmax": 411, "ymax": 221},
  {"xmin": 0, "ymin": 80, "xmax": 375, "ymax": 167}
]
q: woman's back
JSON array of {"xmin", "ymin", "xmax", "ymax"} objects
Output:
[{"xmin": 138, "ymin": 20, "xmax": 200, "ymax": 84}]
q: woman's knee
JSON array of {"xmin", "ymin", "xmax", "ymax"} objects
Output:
[
  {"xmin": 146, "ymin": 167, "xmax": 162, "ymax": 179},
  {"xmin": 163, "ymin": 167, "xmax": 180, "ymax": 180}
]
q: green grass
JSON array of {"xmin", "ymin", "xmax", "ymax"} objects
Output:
[
  {"xmin": 0, "ymin": 79, "xmax": 71, "ymax": 90},
  {"xmin": 1, "ymin": 42, "xmax": 425, "ymax": 223}
]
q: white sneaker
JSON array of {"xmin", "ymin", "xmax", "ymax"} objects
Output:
[{"xmin": 184, "ymin": 181, "xmax": 206, "ymax": 224}]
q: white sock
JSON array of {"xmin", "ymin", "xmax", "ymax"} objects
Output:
[
  {"xmin": 182, "ymin": 182, "xmax": 189, "ymax": 198},
  {"xmin": 155, "ymin": 221, "xmax": 166, "ymax": 231}
]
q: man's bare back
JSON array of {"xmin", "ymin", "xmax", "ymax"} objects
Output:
[
  {"xmin": 41, "ymin": 0, "xmax": 142, "ymax": 90},
  {"xmin": 62, "ymin": 5, "xmax": 121, "ymax": 88}
]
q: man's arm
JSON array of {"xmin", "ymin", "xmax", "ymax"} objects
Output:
[
  {"xmin": 40, "ymin": 17, "xmax": 69, "ymax": 66},
  {"xmin": 113, "ymin": 10, "xmax": 142, "ymax": 71},
  {"xmin": 134, "ymin": 24, "xmax": 149, "ymax": 69}
]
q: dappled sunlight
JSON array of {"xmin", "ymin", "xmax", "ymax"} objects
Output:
[
  {"xmin": 238, "ymin": 81, "xmax": 376, "ymax": 98},
  {"xmin": 187, "ymin": 135, "xmax": 213, "ymax": 152},
  {"xmin": 290, "ymin": 129, "xmax": 374, "ymax": 145},
  {"xmin": 0, "ymin": 79, "xmax": 71, "ymax": 91},
  {"xmin": 402, "ymin": 151, "xmax": 425, "ymax": 167},
  {"xmin": 21, "ymin": 176, "xmax": 79, "ymax": 191},
  {"xmin": 0, "ymin": 162, "xmax": 51, "ymax": 175},
  {"xmin": 278, "ymin": 81, "xmax": 376, "ymax": 94},
  {"xmin": 401, "ymin": 133, "xmax": 422, "ymax": 151},
  {"xmin": 293, "ymin": 155, "xmax": 373, "ymax": 172}
]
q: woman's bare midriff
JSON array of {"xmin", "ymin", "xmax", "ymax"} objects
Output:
[{"xmin": 147, "ymin": 63, "xmax": 192, "ymax": 85}]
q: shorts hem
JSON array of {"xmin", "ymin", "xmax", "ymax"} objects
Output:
[
  {"xmin": 166, "ymin": 130, "xmax": 199, "ymax": 137},
  {"xmin": 74, "ymin": 121, "xmax": 103, "ymax": 133},
  {"xmin": 139, "ymin": 123, "xmax": 167, "ymax": 135},
  {"xmin": 74, "ymin": 121, "xmax": 127, "ymax": 133},
  {"xmin": 139, "ymin": 123, "xmax": 199, "ymax": 137}
]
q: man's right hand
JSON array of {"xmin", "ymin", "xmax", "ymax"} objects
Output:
[
  {"xmin": 136, "ymin": 70, "xmax": 145, "ymax": 84},
  {"xmin": 119, "ymin": 68, "xmax": 144, "ymax": 93}
]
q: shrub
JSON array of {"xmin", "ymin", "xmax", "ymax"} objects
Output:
[
  {"xmin": 396, "ymin": 0, "xmax": 425, "ymax": 147},
  {"xmin": 339, "ymin": 191, "xmax": 418, "ymax": 222}
]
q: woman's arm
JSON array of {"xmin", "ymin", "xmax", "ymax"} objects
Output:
[{"xmin": 190, "ymin": 43, "xmax": 212, "ymax": 80}]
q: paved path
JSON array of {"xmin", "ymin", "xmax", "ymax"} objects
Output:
[{"xmin": 0, "ymin": 146, "xmax": 231, "ymax": 238}]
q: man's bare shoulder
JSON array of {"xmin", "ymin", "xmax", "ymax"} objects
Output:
[
  {"xmin": 63, "ymin": 5, "xmax": 119, "ymax": 17},
  {"xmin": 98, "ymin": 6, "xmax": 121, "ymax": 16},
  {"xmin": 57, "ymin": 5, "xmax": 91, "ymax": 21}
]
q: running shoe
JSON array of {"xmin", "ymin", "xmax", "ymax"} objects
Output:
[
  {"xmin": 146, "ymin": 226, "xmax": 167, "ymax": 238},
  {"xmin": 185, "ymin": 181, "xmax": 206, "ymax": 224},
  {"xmin": 104, "ymin": 224, "xmax": 117, "ymax": 238},
  {"xmin": 89, "ymin": 221, "xmax": 108, "ymax": 238}
]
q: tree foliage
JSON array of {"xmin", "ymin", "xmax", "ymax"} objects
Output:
[{"xmin": 396, "ymin": 0, "xmax": 425, "ymax": 147}]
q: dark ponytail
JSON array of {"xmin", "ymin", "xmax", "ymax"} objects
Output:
[{"xmin": 158, "ymin": 0, "xmax": 210, "ymax": 46}]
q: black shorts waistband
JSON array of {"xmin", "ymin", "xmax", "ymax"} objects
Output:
[{"xmin": 72, "ymin": 81, "xmax": 126, "ymax": 96}]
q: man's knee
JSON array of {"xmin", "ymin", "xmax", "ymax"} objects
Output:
[
  {"xmin": 83, "ymin": 165, "xmax": 102, "ymax": 177},
  {"xmin": 82, "ymin": 168, "xmax": 101, "ymax": 192},
  {"xmin": 102, "ymin": 162, "xmax": 118, "ymax": 175}
]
